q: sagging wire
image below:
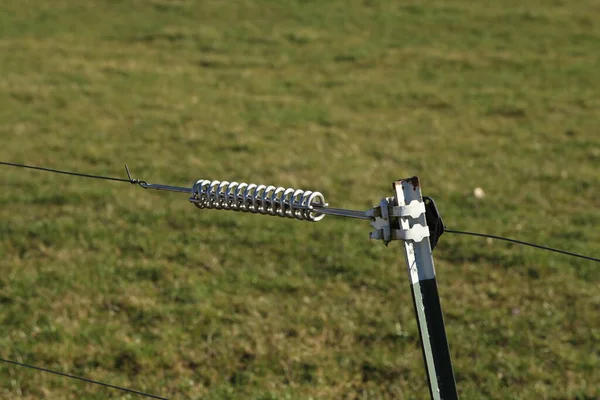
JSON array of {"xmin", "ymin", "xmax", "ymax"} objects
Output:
[{"xmin": 0, "ymin": 357, "xmax": 168, "ymax": 400}]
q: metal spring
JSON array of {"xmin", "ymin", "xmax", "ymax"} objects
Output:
[{"xmin": 189, "ymin": 180, "xmax": 326, "ymax": 222}]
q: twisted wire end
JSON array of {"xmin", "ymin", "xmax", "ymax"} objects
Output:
[{"xmin": 124, "ymin": 165, "xmax": 148, "ymax": 188}]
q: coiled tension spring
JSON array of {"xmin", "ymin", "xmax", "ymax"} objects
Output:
[
  {"xmin": 135, "ymin": 176, "xmax": 372, "ymax": 222},
  {"xmin": 190, "ymin": 179, "xmax": 326, "ymax": 222}
]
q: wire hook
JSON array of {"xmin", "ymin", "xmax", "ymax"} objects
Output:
[{"xmin": 124, "ymin": 165, "xmax": 148, "ymax": 187}]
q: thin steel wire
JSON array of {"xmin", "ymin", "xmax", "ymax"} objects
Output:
[
  {"xmin": 0, "ymin": 358, "xmax": 168, "ymax": 400},
  {"xmin": 0, "ymin": 161, "xmax": 138, "ymax": 184},
  {"xmin": 445, "ymin": 229, "xmax": 600, "ymax": 263},
  {"xmin": 1, "ymin": 160, "xmax": 598, "ymax": 262},
  {"xmin": 1, "ymin": 159, "xmax": 600, "ymax": 399}
]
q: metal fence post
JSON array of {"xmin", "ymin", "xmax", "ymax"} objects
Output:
[{"xmin": 393, "ymin": 177, "xmax": 458, "ymax": 400}]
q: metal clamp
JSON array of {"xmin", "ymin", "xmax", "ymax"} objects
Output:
[{"xmin": 367, "ymin": 198, "xmax": 430, "ymax": 245}]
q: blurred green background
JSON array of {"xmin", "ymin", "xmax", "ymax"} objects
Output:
[{"xmin": 0, "ymin": 0, "xmax": 599, "ymax": 399}]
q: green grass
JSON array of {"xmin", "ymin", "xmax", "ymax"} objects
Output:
[{"xmin": 1, "ymin": 0, "xmax": 599, "ymax": 398}]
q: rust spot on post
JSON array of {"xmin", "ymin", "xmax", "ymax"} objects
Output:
[{"xmin": 407, "ymin": 176, "xmax": 420, "ymax": 190}]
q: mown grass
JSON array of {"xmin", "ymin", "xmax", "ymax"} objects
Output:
[{"xmin": 0, "ymin": 0, "xmax": 599, "ymax": 399}]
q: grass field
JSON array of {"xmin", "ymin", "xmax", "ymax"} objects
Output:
[{"xmin": 1, "ymin": 0, "xmax": 599, "ymax": 399}]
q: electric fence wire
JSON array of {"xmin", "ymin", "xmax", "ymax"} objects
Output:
[
  {"xmin": 0, "ymin": 160, "xmax": 599, "ymax": 396},
  {"xmin": 1, "ymin": 161, "xmax": 598, "ymax": 263},
  {"xmin": 0, "ymin": 358, "xmax": 168, "ymax": 400},
  {"xmin": 0, "ymin": 161, "xmax": 140, "ymax": 184},
  {"xmin": 444, "ymin": 229, "xmax": 600, "ymax": 263}
]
